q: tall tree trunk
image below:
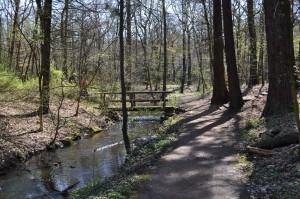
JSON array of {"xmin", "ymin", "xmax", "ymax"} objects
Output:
[
  {"xmin": 187, "ymin": 28, "xmax": 192, "ymax": 86},
  {"xmin": 247, "ymin": 0, "xmax": 258, "ymax": 86},
  {"xmin": 120, "ymin": 0, "xmax": 131, "ymax": 154},
  {"xmin": 171, "ymin": 43, "xmax": 176, "ymax": 82},
  {"xmin": 258, "ymin": 46, "xmax": 264, "ymax": 85},
  {"xmin": 9, "ymin": 0, "xmax": 20, "ymax": 70},
  {"xmin": 126, "ymin": 0, "xmax": 132, "ymax": 82},
  {"xmin": 162, "ymin": 0, "xmax": 167, "ymax": 117},
  {"xmin": 235, "ymin": 1, "xmax": 242, "ymax": 76},
  {"xmin": 0, "ymin": 16, "xmax": 2, "ymax": 64},
  {"xmin": 222, "ymin": 0, "xmax": 244, "ymax": 109},
  {"xmin": 61, "ymin": 0, "xmax": 69, "ymax": 78},
  {"xmin": 37, "ymin": 0, "xmax": 52, "ymax": 114},
  {"xmin": 258, "ymin": 11, "xmax": 265, "ymax": 85},
  {"xmin": 180, "ymin": 0, "xmax": 187, "ymax": 93},
  {"xmin": 298, "ymin": 40, "xmax": 300, "ymax": 64},
  {"xmin": 15, "ymin": 39, "xmax": 21, "ymax": 72},
  {"xmin": 193, "ymin": 27, "xmax": 206, "ymax": 94},
  {"xmin": 262, "ymin": 0, "xmax": 294, "ymax": 116},
  {"xmin": 201, "ymin": 0, "xmax": 213, "ymax": 83},
  {"xmin": 211, "ymin": 0, "xmax": 228, "ymax": 105}
]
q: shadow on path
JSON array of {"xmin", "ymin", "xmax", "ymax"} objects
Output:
[{"xmin": 138, "ymin": 98, "xmax": 249, "ymax": 199}]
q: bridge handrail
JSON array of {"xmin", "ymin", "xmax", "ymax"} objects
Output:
[
  {"xmin": 96, "ymin": 91, "xmax": 173, "ymax": 95},
  {"xmin": 96, "ymin": 90, "xmax": 173, "ymax": 108}
]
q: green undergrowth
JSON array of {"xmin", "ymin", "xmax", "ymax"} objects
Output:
[
  {"xmin": 71, "ymin": 116, "xmax": 181, "ymax": 199},
  {"xmin": 244, "ymin": 118, "xmax": 259, "ymax": 130},
  {"xmin": 0, "ymin": 67, "xmax": 38, "ymax": 99},
  {"xmin": 242, "ymin": 118, "xmax": 260, "ymax": 145}
]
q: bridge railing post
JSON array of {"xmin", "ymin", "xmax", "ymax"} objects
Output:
[{"xmin": 129, "ymin": 93, "xmax": 136, "ymax": 108}]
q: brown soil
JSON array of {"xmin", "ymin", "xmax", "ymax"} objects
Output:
[
  {"xmin": 0, "ymin": 96, "xmax": 114, "ymax": 171},
  {"xmin": 136, "ymin": 85, "xmax": 300, "ymax": 198}
]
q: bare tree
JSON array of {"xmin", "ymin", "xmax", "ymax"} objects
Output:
[{"xmin": 120, "ymin": 0, "xmax": 131, "ymax": 154}]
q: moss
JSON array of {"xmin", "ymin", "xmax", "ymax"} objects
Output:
[
  {"xmin": 61, "ymin": 132, "xmax": 81, "ymax": 147},
  {"xmin": 91, "ymin": 126, "xmax": 102, "ymax": 133},
  {"xmin": 71, "ymin": 132, "xmax": 81, "ymax": 141},
  {"xmin": 61, "ymin": 137, "xmax": 73, "ymax": 146}
]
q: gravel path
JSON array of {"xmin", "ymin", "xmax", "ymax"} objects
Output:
[{"xmin": 137, "ymin": 93, "xmax": 250, "ymax": 199}]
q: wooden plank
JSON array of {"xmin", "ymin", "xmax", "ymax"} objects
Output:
[
  {"xmin": 108, "ymin": 99, "xmax": 169, "ymax": 103},
  {"xmin": 95, "ymin": 91, "xmax": 173, "ymax": 95},
  {"xmin": 107, "ymin": 106, "xmax": 174, "ymax": 111}
]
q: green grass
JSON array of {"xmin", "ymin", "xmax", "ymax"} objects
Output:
[{"xmin": 244, "ymin": 118, "xmax": 260, "ymax": 129}]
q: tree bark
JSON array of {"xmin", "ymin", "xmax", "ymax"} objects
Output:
[
  {"xmin": 211, "ymin": 0, "xmax": 228, "ymax": 105},
  {"xmin": 0, "ymin": 16, "xmax": 2, "ymax": 64},
  {"xmin": 258, "ymin": 11, "xmax": 265, "ymax": 85},
  {"xmin": 162, "ymin": 0, "xmax": 167, "ymax": 117},
  {"xmin": 36, "ymin": 0, "xmax": 52, "ymax": 114},
  {"xmin": 120, "ymin": 0, "xmax": 131, "ymax": 154},
  {"xmin": 201, "ymin": 0, "xmax": 213, "ymax": 83},
  {"xmin": 180, "ymin": 0, "xmax": 187, "ymax": 93},
  {"xmin": 262, "ymin": 0, "xmax": 294, "ymax": 116},
  {"xmin": 126, "ymin": 0, "xmax": 132, "ymax": 82},
  {"xmin": 187, "ymin": 28, "xmax": 192, "ymax": 86},
  {"xmin": 61, "ymin": 0, "xmax": 69, "ymax": 78},
  {"xmin": 9, "ymin": 0, "xmax": 20, "ymax": 70},
  {"xmin": 222, "ymin": 0, "xmax": 244, "ymax": 109},
  {"xmin": 171, "ymin": 43, "xmax": 176, "ymax": 82},
  {"xmin": 247, "ymin": 0, "xmax": 258, "ymax": 86}
]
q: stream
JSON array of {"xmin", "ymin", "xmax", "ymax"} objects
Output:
[{"xmin": 0, "ymin": 115, "xmax": 161, "ymax": 199}]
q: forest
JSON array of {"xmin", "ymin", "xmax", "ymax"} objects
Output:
[{"xmin": 1, "ymin": 0, "xmax": 300, "ymax": 198}]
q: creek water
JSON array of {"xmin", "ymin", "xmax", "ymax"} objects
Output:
[{"xmin": 0, "ymin": 116, "xmax": 161, "ymax": 199}]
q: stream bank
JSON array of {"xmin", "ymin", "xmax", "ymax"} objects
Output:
[
  {"xmin": 0, "ymin": 97, "xmax": 118, "ymax": 172},
  {"xmin": 0, "ymin": 113, "xmax": 164, "ymax": 198},
  {"xmin": 71, "ymin": 115, "xmax": 181, "ymax": 199}
]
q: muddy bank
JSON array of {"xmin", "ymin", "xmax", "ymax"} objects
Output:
[{"xmin": 0, "ymin": 97, "xmax": 118, "ymax": 171}]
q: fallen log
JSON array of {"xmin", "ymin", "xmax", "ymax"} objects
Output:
[
  {"xmin": 289, "ymin": 144, "xmax": 299, "ymax": 153},
  {"xmin": 252, "ymin": 131, "xmax": 299, "ymax": 149},
  {"xmin": 60, "ymin": 181, "xmax": 80, "ymax": 197},
  {"xmin": 247, "ymin": 146, "xmax": 273, "ymax": 156}
]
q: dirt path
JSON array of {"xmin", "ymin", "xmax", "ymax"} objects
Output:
[{"xmin": 137, "ymin": 93, "xmax": 249, "ymax": 199}]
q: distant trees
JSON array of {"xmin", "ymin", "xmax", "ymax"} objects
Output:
[{"xmin": 0, "ymin": 0, "xmax": 300, "ymax": 120}]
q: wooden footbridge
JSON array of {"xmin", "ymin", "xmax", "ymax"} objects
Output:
[{"xmin": 96, "ymin": 90, "xmax": 175, "ymax": 115}]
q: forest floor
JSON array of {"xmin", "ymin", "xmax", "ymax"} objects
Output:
[
  {"xmin": 135, "ymin": 85, "xmax": 300, "ymax": 199},
  {"xmin": 0, "ymin": 95, "xmax": 116, "ymax": 171}
]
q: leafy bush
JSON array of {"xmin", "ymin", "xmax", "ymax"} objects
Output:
[{"xmin": 0, "ymin": 67, "xmax": 39, "ymax": 100}]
